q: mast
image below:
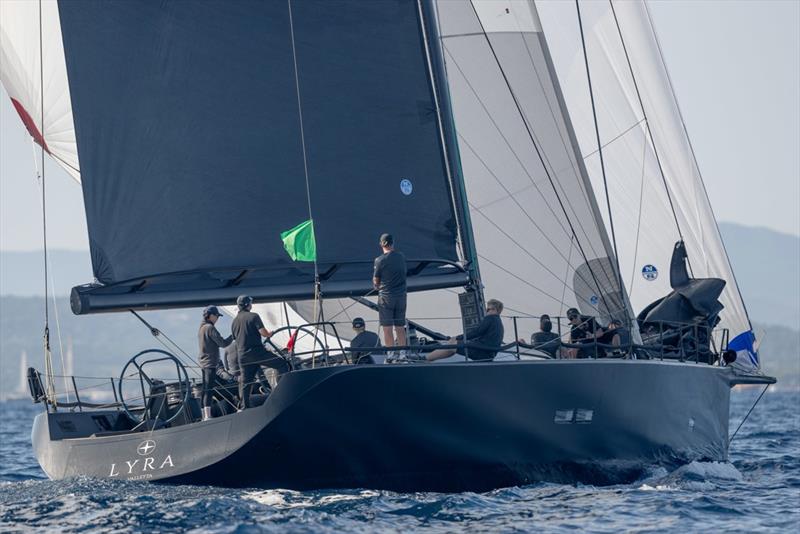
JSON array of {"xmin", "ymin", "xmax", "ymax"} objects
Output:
[{"xmin": 418, "ymin": 0, "xmax": 485, "ymax": 309}]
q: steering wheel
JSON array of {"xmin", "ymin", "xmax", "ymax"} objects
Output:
[
  {"xmin": 118, "ymin": 349, "xmax": 190, "ymax": 426},
  {"xmin": 264, "ymin": 325, "xmax": 329, "ymax": 366}
]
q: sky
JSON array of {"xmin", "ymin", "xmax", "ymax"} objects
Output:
[{"xmin": 1, "ymin": 0, "xmax": 798, "ymax": 253}]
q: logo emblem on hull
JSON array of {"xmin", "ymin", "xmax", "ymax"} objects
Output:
[
  {"xmin": 400, "ymin": 178, "xmax": 413, "ymax": 196},
  {"xmin": 137, "ymin": 439, "xmax": 156, "ymax": 456},
  {"xmin": 642, "ymin": 264, "xmax": 658, "ymax": 281}
]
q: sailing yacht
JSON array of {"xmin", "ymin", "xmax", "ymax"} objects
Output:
[{"xmin": 1, "ymin": 0, "xmax": 774, "ymax": 491}]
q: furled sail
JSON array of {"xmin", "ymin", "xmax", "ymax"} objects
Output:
[
  {"xmin": 535, "ymin": 0, "xmax": 759, "ymax": 369},
  {"xmin": 2, "ymin": 0, "xmax": 473, "ymax": 314}
]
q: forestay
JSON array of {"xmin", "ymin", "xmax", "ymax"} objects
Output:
[{"xmin": 535, "ymin": 0, "xmax": 758, "ymax": 368}]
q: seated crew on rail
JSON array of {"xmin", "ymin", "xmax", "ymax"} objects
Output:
[
  {"xmin": 423, "ymin": 299, "xmax": 505, "ymax": 362},
  {"xmin": 349, "ymin": 317, "xmax": 381, "ymax": 364},
  {"xmin": 598, "ymin": 319, "xmax": 631, "ymax": 357},
  {"xmin": 518, "ymin": 314, "xmax": 560, "ymax": 358},
  {"xmin": 564, "ymin": 308, "xmax": 605, "ymax": 359}
]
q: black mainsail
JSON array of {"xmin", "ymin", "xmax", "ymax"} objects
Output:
[{"xmin": 55, "ymin": 0, "xmax": 475, "ymax": 313}]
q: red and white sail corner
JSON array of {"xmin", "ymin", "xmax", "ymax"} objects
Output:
[{"xmin": 1, "ymin": 0, "xmax": 80, "ymax": 182}]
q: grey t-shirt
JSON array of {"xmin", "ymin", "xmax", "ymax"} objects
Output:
[
  {"xmin": 198, "ymin": 322, "xmax": 233, "ymax": 369},
  {"xmin": 373, "ymin": 250, "xmax": 407, "ymax": 297}
]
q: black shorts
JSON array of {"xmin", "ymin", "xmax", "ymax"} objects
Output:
[{"xmin": 378, "ymin": 294, "xmax": 407, "ymax": 327}]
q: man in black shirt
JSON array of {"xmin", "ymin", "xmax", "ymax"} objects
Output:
[
  {"xmin": 349, "ymin": 317, "xmax": 381, "ymax": 364},
  {"xmin": 373, "ymin": 233, "xmax": 407, "ymax": 350},
  {"xmin": 425, "ymin": 299, "xmax": 505, "ymax": 362},
  {"xmin": 231, "ymin": 295, "xmax": 290, "ymax": 410},
  {"xmin": 197, "ymin": 305, "xmax": 233, "ymax": 420},
  {"xmin": 565, "ymin": 307, "xmax": 605, "ymax": 359},
  {"xmin": 519, "ymin": 314, "xmax": 560, "ymax": 358}
]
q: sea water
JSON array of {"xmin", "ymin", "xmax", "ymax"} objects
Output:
[{"xmin": 1, "ymin": 389, "xmax": 798, "ymax": 532}]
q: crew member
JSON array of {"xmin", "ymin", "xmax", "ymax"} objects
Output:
[
  {"xmin": 373, "ymin": 233, "xmax": 407, "ymax": 350},
  {"xmin": 231, "ymin": 295, "xmax": 290, "ymax": 410},
  {"xmin": 349, "ymin": 317, "xmax": 381, "ymax": 364},
  {"xmin": 425, "ymin": 299, "xmax": 505, "ymax": 362},
  {"xmin": 198, "ymin": 306, "xmax": 233, "ymax": 421},
  {"xmin": 519, "ymin": 314, "xmax": 560, "ymax": 358},
  {"xmin": 565, "ymin": 307, "xmax": 604, "ymax": 358}
]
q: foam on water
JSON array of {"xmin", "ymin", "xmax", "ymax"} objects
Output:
[{"xmin": 1, "ymin": 390, "xmax": 798, "ymax": 532}]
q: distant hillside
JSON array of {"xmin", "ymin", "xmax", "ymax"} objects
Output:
[
  {"xmin": 718, "ymin": 222, "xmax": 800, "ymax": 330},
  {"xmin": 0, "ymin": 224, "xmax": 797, "ymax": 395},
  {"xmin": 3, "ymin": 223, "xmax": 797, "ymax": 327},
  {"xmin": 0, "ymin": 295, "xmax": 206, "ymax": 398}
]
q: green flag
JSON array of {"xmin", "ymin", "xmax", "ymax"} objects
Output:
[{"xmin": 280, "ymin": 219, "xmax": 317, "ymax": 262}]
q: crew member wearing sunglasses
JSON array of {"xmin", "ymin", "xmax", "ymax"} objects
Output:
[
  {"xmin": 425, "ymin": 299, "xmax": 505, "ymax": 362},
  {"xmin": 564, "ymin": 307, "xmax": 605, "ymax": 359}
]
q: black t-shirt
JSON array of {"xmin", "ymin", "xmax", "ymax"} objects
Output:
[
  {"xmin": 373, "ymin": 250, "xmax": 407, "ymax": 297},
  {"xmin": 350, "ymin": 331, "xmax": 381, "ymax": 364},
  {"xmin": 231, "ymin": 310, "xmax": 265, "ymax": 356},
  {"xmin": 531, "ymin": 331, "xmax": 560, "ymax": 357},
  {"xmin": 570, "ymin": 315, "xmax": 602, "ymax": 342}
]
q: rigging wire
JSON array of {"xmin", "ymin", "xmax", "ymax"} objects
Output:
[
  {"xmin": 128, "ymin": 310, "xmax": 202, "ymax": 377},
  {"xmin": 639, "ymin": 0, "xmax": 755, "ymax": 334},
  {"xmin": 500, "ymin": 6, "xmax": 623, "ymax": 271},
  {"xmin": 627, "ymin": 130, "xmax": 650, "ymax": 296},
  {"xmin": 729, "ymin": 384, "xmax": 770, "ymax": 445},
  {"xmin": 441, "ymin": 45, "xmax": 606, "ymax": 267},
  {"xmin": 466, "ymin": 0, "xmax": 618, "ymax": 322},
  {"xmin": 417, "ymin": 0, "xmax": 470, "ymax": 268},
  {"xmin": 287, "ymin": 0, "xmax": 324, "ymax": 358},
  {"xmin": 575, "ymin": 0, "xmax": 627, "ymax": 322},
  {"xmin": 37, "ymin": 0, "xmax": 56, "ymax": 407},
  {"xmin": 607, "ymin": 1, "xmax": 687, "ymax": 251},
  {"xmin": 29, "ymin": 140, "xmax": 70, "ymax": 403},
  {"xmin": 581, "ymin": 117, "xmax": 646, "ymax": 160},
  {"xmin": 456, "ymin": 132, "xmax": 604, "ymax": 296}
]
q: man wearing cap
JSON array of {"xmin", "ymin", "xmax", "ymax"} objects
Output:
[
  {"xmin": 231, "ymin": 295, "xmax": 290, "ymax": 410},
  {"xmin": 198, "ymin": 306, "xmax": 233, "ymax": 421},
  {"xmin": 373, "ymin": 233, "xmax": 408, "ymax": 350},
  {"xmin": 349, "ymin": 317, "xmax": 381, "ymax": 365}
]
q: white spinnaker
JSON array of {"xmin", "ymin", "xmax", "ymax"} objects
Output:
[
  {"xmin": 535, "ymin": 0, "xmax": 756, "ymax": 367},
  {"xmin": 0, "ymin": 0, "xmax": 79, "ymax": 182}
]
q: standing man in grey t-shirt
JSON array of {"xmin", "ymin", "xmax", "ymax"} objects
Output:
[{"xmin": 373, "ymin": 233, "xmax": 407, "ymax": 349}]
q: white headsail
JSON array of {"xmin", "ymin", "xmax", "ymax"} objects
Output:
[
  {"xmin": 535, "ymin": 0, "xmax": 758, "ymax": 368},
  {"xmin": 0, "ymin": 0, "xmax": 79, "ymax": 182}
]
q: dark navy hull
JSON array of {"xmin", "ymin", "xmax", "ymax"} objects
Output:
[{"xmin": 33, "ymin": 360, "xmax": 733, "ymax": 491}]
